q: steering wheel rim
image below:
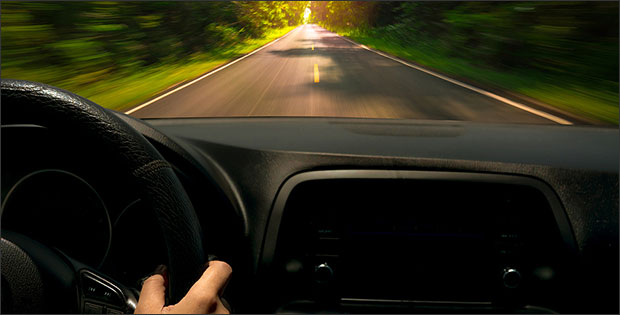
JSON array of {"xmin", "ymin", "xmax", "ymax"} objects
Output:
[{"xmin": 1, "ymin": 79, "xmax": 206, "ymax": 305}]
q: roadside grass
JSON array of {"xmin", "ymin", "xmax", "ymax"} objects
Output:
[
  {"xmin": 339, "ymin": 29, "xmax": 619, "ymax": 125},
  {"xmin": 1, "ymin": 26, "xmax": 296, "ymax": 112}
]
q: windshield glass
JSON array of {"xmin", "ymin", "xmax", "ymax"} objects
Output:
[{"xmin": 2, "ymin": 1, "xmax": 618, "ymax": 125}]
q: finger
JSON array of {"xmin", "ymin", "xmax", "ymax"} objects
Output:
[
  {"xmin": 192, "ymin": 260, "xmax": 232, "ymax": 298},
  {"xmin": 175, "ymin": 261, "xmax": 232, "ymax": 313},
  {"xmin": 135, "ymin": 271, "xmax": 167, "ymax": 314}
]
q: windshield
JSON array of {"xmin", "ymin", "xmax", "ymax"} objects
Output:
[{"xmin": 2, "ymin": 1, "xmax": 618, "ymax": 125}]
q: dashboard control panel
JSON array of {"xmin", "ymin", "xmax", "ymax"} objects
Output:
[{"xmin": 263, "ymin": 171, "xmax": 576, "ymax": 312}]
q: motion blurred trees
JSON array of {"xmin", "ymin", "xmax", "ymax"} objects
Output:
[
  {"xmin": 237, "ymin": 1, "xmax": 308, "ymax": 36},
  {"xmin": 2, "ymin": 1, "xmax": 616, "ymax": 121},
  {"xmin": 1, "ymin": 1, "xmax": 308, "ymax": 83},
  {"xmin": 310, "ymin": 1, "xmax": 377, "ymax": 31},
  {"xmin": 312, "ymin": 1, "xmax": 618, "ymax": 87},
  {"xmin": 5, "ymin": 1, "xmax": 615, "ymax": 87}
]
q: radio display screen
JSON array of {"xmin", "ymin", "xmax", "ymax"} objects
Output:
[
  {"xmin": 276, "ymin": 177, "xmax": 565, "ymax": 303},
  {"xmin": 338, "ymin": 196, "xmax": 496, "ymax": 301}
]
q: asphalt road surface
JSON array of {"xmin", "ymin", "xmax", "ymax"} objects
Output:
[{"xmin": 129, "ymin": 24, "xmax": 567, "ymax": 124}]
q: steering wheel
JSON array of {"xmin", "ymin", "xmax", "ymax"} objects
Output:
[{"xmin": 1, "ymin": 79, "xmax": 206, "ymax": 313}]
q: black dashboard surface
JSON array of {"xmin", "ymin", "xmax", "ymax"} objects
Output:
[
  {"xmin": 4, "ymin": 115, "xmax": 616, "ymax": 313},
  {"xmin": 129, "ymin": 117, "xmax": 617, "ymax": 313}
]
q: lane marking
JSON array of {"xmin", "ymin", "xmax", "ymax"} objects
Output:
[
  {"xmin": 314, "ymin": 64, "xmax": 320, "ymax": 83},
  {"xmin": 125, "ymin": 26, "xmax": 302, "ymax": 115},
  {"xmin": 338, "ymin": 35, "xmax": 572, "ymax": 125}
]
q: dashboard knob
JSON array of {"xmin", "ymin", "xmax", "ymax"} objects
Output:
[
  {"xmin": 315, "ymin": 263, "xmax": 333, "ymax": 284},
  {"xmin": 502, "ymin": 268, "xmax": 521, "ymax": 289}
]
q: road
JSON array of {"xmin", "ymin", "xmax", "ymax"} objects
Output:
[{"xmin": 129, "ymin": 24, "xmax": 568, "ymax": 124}]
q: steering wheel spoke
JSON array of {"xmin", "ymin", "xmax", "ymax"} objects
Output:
[
  {"xmin": 63, "ymin": 256, "xmax": 139, "ymax": 314},
  {"xmin": 1, "ymin": 231, "xmax": 138, "ymax": 314},
  {"xmin": 76, "ymin": 269, "xmax": 138, "ymax": 314}
]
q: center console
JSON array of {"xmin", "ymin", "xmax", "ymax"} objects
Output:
[{"xmin": 261, "ymin": 170, "xmax": 576, "ymax": 313}]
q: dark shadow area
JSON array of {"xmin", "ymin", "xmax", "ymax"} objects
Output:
[
  {"xmin": 267, "ymin": 42, "xmax": 509, "ymax": 121},
  {"xmin": 268, "ymin": 28, "xmax": 558, "ymax": 122},
  {"xmin": 269, "ymin": 47, "xmax": 360, "ymax": 58}
]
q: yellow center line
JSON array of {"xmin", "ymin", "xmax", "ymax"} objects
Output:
[{"xmin": 314, "ymin": 64, "xmax": 319, "ymax": 83}]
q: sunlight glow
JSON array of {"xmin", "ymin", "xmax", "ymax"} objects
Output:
[{"xmin": 303, "ymin": 7, "xmax": 311, "ymax": 24}]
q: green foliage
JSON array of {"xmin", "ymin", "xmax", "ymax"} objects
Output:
[
  {"xmin": 1, "ymin": 1, "xmax": 307, "ymax": 110},
  {"xmin": 1, "ymin": 1, "xmax": 307, "ymax": 75},
  {"xmin": 310, "ymin": 1, "xmax": 376, "ymax": 32},
  {"xmin": 233, "ymin": 1, "xmax": 307, "ymax": 37},
  {"xmin": 313, "ymin": 1, "xmax": 619, "ymax": 124},
  {"xmin": 2, "ymin": 1, "xmax": 617, "ymax": 123}
]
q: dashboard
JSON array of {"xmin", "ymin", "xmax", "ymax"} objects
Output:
[
  {"xmin": 265, "ymin": 171, "xmax": 574, "ymax": 312},
  {"xmin": 2, "ymin": 116, "xmax": 618, "ymax": 313}
]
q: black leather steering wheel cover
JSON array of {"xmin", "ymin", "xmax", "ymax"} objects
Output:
[{"xmin": 1, "ymin": 79, "xmax": 205, "ymax": 303}]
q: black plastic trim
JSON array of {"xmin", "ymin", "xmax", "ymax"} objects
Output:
[{"xmin": 260, "ymin": 170, "xmax": 577, "ymax": 269}]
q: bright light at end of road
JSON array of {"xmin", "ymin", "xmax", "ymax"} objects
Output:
[{"xmin": 303, "ymin": 7, "xmax": 311, "ymax": 24}]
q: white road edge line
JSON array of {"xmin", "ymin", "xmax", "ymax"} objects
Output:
[
  {"xmin": 125, "ymin": 26, "xmax": 302, "ymax": 115},
  {"xmin": 340, "ymin": 36, "xmax": 573, "ymax": 125}
]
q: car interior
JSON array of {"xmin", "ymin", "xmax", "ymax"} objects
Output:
[{"xmin": 1, "ymin": 79, "xmax": 618, "ymax": 314}]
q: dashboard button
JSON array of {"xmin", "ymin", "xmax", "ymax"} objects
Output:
[
  {"xmin": 315, "ymin": 263, "xmax": 334, "ymax": 284},
  {"xmin": 84, "ymin": 302, "xmax": 104, "ymax": 314},
  {"xmin": 83, "ymin": 276, "xmax": 102, "ymax": 297},
  {"xmin": 81, "ymin": 272, "xmax": 125, "ymax": 306},
  {"xmin": 502, "ymin": 268, "xmax": 521, "ymax": 289}
]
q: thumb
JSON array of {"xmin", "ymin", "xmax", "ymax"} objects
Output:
[
  {"xmin": 135, "ymin": 265, "xmax": 167, "ymax": 314},
  {"xmin": 174, "ymin": 261, "xmax": 232, "ymax": 314}
]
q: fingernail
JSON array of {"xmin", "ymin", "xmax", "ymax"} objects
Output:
[
  {"xmin": 154, "ymin": 264, "xmax": 167, "ymax": 276},
  {"xmin": 137, "ymin": 265, "xmax": 169, "ymax": 289},
  {"xmin": 154, "ymin": 264, "xmax": 169, "ymax": 288}
]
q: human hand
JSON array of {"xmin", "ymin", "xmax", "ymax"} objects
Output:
[{"xmin": 134, "ymin": 261, "xmax": 232, "ymax": 314}]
